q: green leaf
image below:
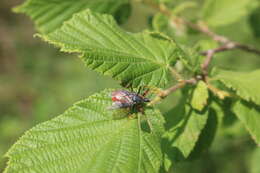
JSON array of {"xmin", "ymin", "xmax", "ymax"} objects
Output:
[
  {"xmin": 14, "ymin": 0, "xmax": 130, "ymax": 34},
  {"xmin": 250, "ymin": 148, "xmax": 260, "ymax": 173},
  {"xmin": 202, "ymin": 0, "xmax": 256, "ymax": 27},
  {"xmin": 188, "ymin": 108, "xmax": 218, "ymax": 160},
  {"xmin": 214, "ymin": 69, "xmax": 260, "ymax": 105},
  {"xmin": 191, "ymin": 81, "xmax": 209, "ymax": 111},
  {"xmin": 232, "ymin": 100, "xmax": 260, "ymax": 145},
  {"xmin": 5, "ymin": 89, "xmax": 165, "ymax": 173},
  {"xmin": 40, "ymin": 10, "xmax": 187, "ymax": 88},
  {"xmin": 210, "ymin": 98, "xmax": 236, "ymax": 128},
  {"xmin": 164, "ymin": 103, "xmax": 208, "ymax": 161},
  {"xmin": 152, "ymin": 13, "xmax": 187, "ymax": 41},
  {"xmin": 171, "ymin": 2, "xmax": 197, "ymax": 15},
  {"xmin": 152, "ymin": 13, "xmax": 169, "ymax": 33},
  {"xmin": 249, "ymin": 7, "xmax": 260, "ymax": 38}
]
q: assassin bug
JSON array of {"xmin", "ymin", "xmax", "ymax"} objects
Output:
[{"xmin": 108, "ymin": 87, "xmax": 153, "ymax": 132}]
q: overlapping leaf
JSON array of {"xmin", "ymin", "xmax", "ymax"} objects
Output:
[
  {"xmin": 14, "ymin": 0, "xmax": 130, "ymax": 34},
  {"xmin": 233, "ymin": 101, "xmax": 260, "ymax": 145},
  {"xmin": 250, "ymin": 148, "xmax": 260, "ymax": 172},
  {"xmin": 202, "ymin": 0, "xmax": 256, "ymax": 27},
  {"xmin": 40, "ymin": 10, "xmax": 187, "ymax": 87},
  {"xmin": 5, "ymin": 89, "xmax": 165, "ymax": 173},
  {"xmin": 168, "ymin": 107, "xmax": 208, "ymax": 159},
  {"xmin": 214, "ymin": 69, "xmax": 260, "ymax": 105},
  {"xmin": 188, "ymin": 108, "xmax": 218, "ymax": 159},
  {"xmin": 249, "ymin": 7, "xmax": 260, "ymax": 38},
  {"xmin": 164, "ymin": 99, "xmax": 208, "ymax": 161},
  {"xmin": 191, "ymin": 81, "xmax": 209, "ymax": 111}
]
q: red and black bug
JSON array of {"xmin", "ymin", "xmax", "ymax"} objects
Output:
[
  {"xmin": 109, "ymin": 89, "xmax": 150, "ymax": 110},
  {"xmin": 108, "ymin": 88, "xmax": 153, "ymax": 131}
]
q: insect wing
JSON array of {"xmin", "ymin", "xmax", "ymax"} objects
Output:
[{"xmin": 111, "ymin": 90, "xmax": 133, "ymax": 104}]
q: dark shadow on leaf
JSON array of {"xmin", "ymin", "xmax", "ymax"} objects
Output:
[
  {"xmin": 240, "ymin": 100, "xmax": 260, "ymax": 111},
  {"xmin": 188, "ymin": 108, "xmax": 218, "ymax": 160},
  {"xmin": 114, "ymin": 3, "xmax": 132, "ymax": 25},
  {"xmin": 140, "ymin": 119, "xmax": 152, "ymax": 133},
  {"xmin": 249, "ymin": 7, "xmax": 260, "ymax": 38},
  {"xmin": 214, "ymin": 97, "xmax": 237, "ymax": 127},
  {"xmin": 162, "ymin": 137, "xmax": 185, "ymax": 163},
  {"xmin": 164, "ymin": 92, "xmax": 188, "ymax": 130}
]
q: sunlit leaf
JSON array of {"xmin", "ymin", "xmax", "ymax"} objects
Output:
[
  {"xmin": 5, "ymin": 89, "xmax": 165, "ymax": 173},
  {"xmin": 14, "ymin": 0, "xmax": 130, "ymax": 34},
  {"xmin": 40, "ymin": 10, "xmax": 188, "ymax": 87},
  {"xmin": 214, "ymin": 69, "xmax": 260, "ymax": 105},
  {"xmin": 233, "ymin": 100, "xmax": 260, "ymax": 145},
  {"xmin": 164, "ymin": 100, "xmax": 208, "ymax": 162},
  {"xmin": 191, "ymin": 81, "xmax": 209, "ymax": 111},
  {"xmin": 188, "ymin": 108, "xmax": 218, "ymax": 160}
]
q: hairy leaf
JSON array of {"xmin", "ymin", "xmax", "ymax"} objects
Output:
[
  {"xmin": 214, "ymin": 69, "xmax": 260, "ymax": 105},
  {"xmin": 202, "ymin": 0, "xmax": 256, "ymax": 27},
  {"xmin": 191, "ymin": 81, "xmax": 209, "ymax": 111},
  {"xmin": 40, "ymin": 10, "xmax": 187, "ymax": 87},
  {"xmin": 5, "ymin": 89, "xmax": 165, "ymax": 173},
  {"xmin": 233, "ymin": 100, "xmax": 260, "ymax": 145},
  {"xmin": 14, "ymin": 0, "xmax": 130, "ymax": 34}
]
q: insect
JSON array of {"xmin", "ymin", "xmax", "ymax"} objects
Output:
[
  {"xmin": 108, "ymin": 88, "xmax": 153, "ymax": 132},
  {"xmin": 109, "ymin": 89, "xmax": 150, "ymax": 110}
]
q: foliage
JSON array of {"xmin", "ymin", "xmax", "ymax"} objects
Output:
[
  {"xmin": 13, "ymin": 0, "xmax": 130, "ymax": 34},
  {"xmin": 39, "ymin": 10, "xmax": 185, "ymax": 87},
  {"xmin": 3, "ymin": 0, "xmax": 260, "ymax": 172},
  {"xmin": 5, "ymin": 89, "xmax": 164, "ymax": 173},
  {"xmin": 202, "ymin": 0, "xmax": 257, "ymax": 27}
]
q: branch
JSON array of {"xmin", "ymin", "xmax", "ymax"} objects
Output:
[
  {"xmin": 148, "ymin": 82, "xmax": 185, "ymax": 106},
  {"xmin": 200, "ymin": 43, "xmax": 236, "ymax": 75},
  {"xmin": 169, "ymin": 67, "xmax": 183, "ymax": 81},
  {"xmin": 141, "ymin": 0, "xmax": 254, "ymax": 105},
  {"xmin": 143, "ymin": 0, "xmax": 260, "ymax": 56},
  {"xmin": 159, "ymin": 81, "xmax": 186, "ymax": 98},
  {"xmin": 148, "ymin": 78, "xmax": 197, "ymax": 106},
  {"xmin": 191, "ymin": 23, "xmax": 260, "ymax": 55}
]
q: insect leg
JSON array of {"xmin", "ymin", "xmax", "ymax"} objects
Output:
[
  {"xmin": 137, "ymin": 86, "xmax": 142, "ymax": 95},
  {"xmin": 142, "ymin": 88, "xmax": 150, "ymax": 97}
]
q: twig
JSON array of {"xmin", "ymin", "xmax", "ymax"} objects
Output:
[
  {"xmin": 201, "ymin": 43, "xmax": 236, "ymax": 56},
  {"xmin": 234, "ymin": 43, "xmax": 260, "ymax": 55},
  {"xmin": 159, "ymin": 81, "xmax": 186, "ymax": 98},
  {"xmin": 141, "ymin": 0, "xmax": 253, "ymax": 104},
  {"xmin": 194, "ymin": 23, "xmax": 260, "ymax": 55},
  {"xmin": 206, "ymin": 83, "xmax": 231, "ymax": 99},
  {"xmin": 148, "ymin": 79, "xmax": 197, "ymax": 106},
  {"xmin": 169, "ymin": 67, "xmax": 183, "ymax": 81},
  {"xmin": 143, "ymin": 0, "xmax": 260, "ymax": 56},
  {"xmin": 200, "ymin": 43, "xmax": 236, "ymax": 75},
  {"xmin": 201, "ymin": 49, "xmax": 215, "ymax": 75},
  {"xmin": 183, "ymin": 20, "xmax": 229, "ymax": 43}
]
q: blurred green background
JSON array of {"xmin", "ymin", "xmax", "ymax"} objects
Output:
[{"xmin": 1, "ymin": 0, "xmax": 260, "ymax": 172}]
